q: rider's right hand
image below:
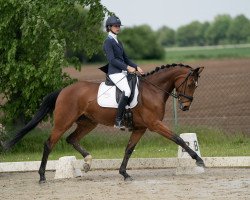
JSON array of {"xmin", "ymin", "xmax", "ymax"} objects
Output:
[{"xmin": 127, "ymin": 66, "xmax": 136, "ymax": 73}]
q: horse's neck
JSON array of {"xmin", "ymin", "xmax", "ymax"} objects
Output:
[
  {"xmin": 145, "ymin": 68, "xmax": 186, "ymax": 100},
  {"xmin": 149, "ymin": 68, "xmax": 177, "ymax": 89}
]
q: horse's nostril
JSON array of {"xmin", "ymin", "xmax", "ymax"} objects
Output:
[
  {"xmin": 182, "ymin": 106, "xmax": 189, "ymax": 111},
  {"xmin": 179, "ymin": 103, "xmax": 190, "ymax": 111}
]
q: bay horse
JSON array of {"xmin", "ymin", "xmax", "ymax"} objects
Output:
[{"xmin": 1, "ymin": 63, "xmax": 204, "ymax": 183}]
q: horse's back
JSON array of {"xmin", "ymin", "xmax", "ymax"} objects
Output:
[
  {"xmin": 62, "ymin": 81, "xmax": 99, "ymax": 96},
  {"xmin": 55, "ymin": 81, "xmax": 100, "ymax": 110}
]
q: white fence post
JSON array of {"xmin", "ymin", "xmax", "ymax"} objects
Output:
[
  {"xmin": 54, "ymin": 156, "xmax": 82, "ymax": 179},
  {"xmin": 176, "ymin": 133, "xmax": 205, "ymax": 175}
]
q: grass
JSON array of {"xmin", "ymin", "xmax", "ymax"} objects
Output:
[
  {"xmin": 69, "ymin": 45, "xmax": 250, "ymax": 67},
  {"xmin": 164, "ymin": 45, "xmax": 250, "ymax": 63},
  {"xmin": 0, "ymin": 126, "xmax": 249, "ymax": 162}
]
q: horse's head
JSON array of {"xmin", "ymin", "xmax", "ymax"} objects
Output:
[{"xmin": 175, "ymin": 67, "xmax": 204, "ymax": 111}]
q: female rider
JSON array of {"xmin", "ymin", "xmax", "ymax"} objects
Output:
[{"xmin": 103, "ymin": 16, "xmax": 144, "ymax": 129}]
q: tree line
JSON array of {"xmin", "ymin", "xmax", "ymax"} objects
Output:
[
  {"xmin": 158, "ymin": 14, "xmax": 250, "ymax": 47},
  {"xmin": 86, "ymin": 14, "xmax": 250, "ymax": 62}
]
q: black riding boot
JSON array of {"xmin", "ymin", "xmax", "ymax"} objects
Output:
[{"xmin": 114, "ymin": 93, "xmax": 129, "ymax": 130}]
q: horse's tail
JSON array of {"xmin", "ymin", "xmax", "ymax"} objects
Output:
[{"xmin": 1, "ymin": 90, "xmax": 61, "ymax": 151}]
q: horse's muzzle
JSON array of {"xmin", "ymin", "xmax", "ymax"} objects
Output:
[{"xmin": 179, "ymin": 102, "xmax": 190, "ymax": 111}]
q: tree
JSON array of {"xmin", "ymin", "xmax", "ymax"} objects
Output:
[
  {"xmin": 176, "ymin": 21, "xmax": 209, "ymax": 46},
  {"xmin": 205, "ymin": 14, "xmax": 232, "ymax": 45},
  {"xmin": 119, "ymin": 25, "xmax": 165, "ymax": 60},
  {"xmin": 156, "ymin": 26, "xmax": 176, "ymax": 47},
  {"xmin": 227, "ymin": 14, "xmax": 250, "ymax": 44},
  {"xmin": 0, "ymin": 0, "xmax": 109, "ymax": 124}
]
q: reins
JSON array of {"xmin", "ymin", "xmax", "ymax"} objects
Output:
[
  {"xmin": 139, "ymin": 70, "xmax": 193, "ymax": 101},
  {"xmin": 139, "ymin": 75, "xmax": 179, "ymax": 99}
]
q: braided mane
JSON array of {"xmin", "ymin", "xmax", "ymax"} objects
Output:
[{"xmin": 142, "ymin": 63, "xmax": 192, "ymax": 77}]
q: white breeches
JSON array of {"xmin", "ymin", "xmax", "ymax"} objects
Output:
[{"xmin": 109, "ymin": 71, "xmax": 131, "ymax": 97}]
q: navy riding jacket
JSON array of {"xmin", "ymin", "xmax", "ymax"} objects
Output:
[{"xmin": 103, "ymin": 35, "xmax": 137, "ymax": 75}]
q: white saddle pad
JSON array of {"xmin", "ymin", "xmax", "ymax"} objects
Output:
[{"xmin": 97, "ymin": 82, "xmax": 139, "ymax": 108}]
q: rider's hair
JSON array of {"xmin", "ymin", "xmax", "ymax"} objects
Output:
[{"xmin": 106, "ymin": 26, "xmax": 111, "ymax": 32}]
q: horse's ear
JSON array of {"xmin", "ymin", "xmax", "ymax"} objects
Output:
[{"xmin": 193, "ymin": 67, "xmax": 204, "ymax": 75}]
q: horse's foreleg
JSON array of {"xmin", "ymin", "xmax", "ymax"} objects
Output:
[
  {"xmin": 119, "ymin": 128, "xmax": 146, "ymax": 181},
  {"xmin": 150, "ymin": 121, "xmax": 205, "ymax": 167},
  {"xmin": 172, "ymin": 134, "xmax": 205, "ymax": 167},
  {"xmin": 66, "ymin": 118, "xmax": 97, "ymax": 173}
]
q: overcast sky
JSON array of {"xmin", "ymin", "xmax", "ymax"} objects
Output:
[{"xmin": 101, "ymin": 0, "xmax": 250, "ymax": 30}]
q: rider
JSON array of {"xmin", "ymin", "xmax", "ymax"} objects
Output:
[{"xmin": 103, "ymin": 16, "xmax": 144, "ymax": 129}]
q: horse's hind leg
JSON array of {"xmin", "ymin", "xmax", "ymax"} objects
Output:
[
  {"xmin": 39, "ymin": 107, "xmax": 78, "ymax": 183},
  {"xmin": 39, "ymin": 139, "xmax": 51, "ymax": 183},
  {"xmin": 66, "ymin": 117, "xmax": 97, "ymax": 172},
  {"xmin": 39, "ymin": 127, "xmax": 70, "ymax": 183},
  {"xmin": 119, "ymin": 128, "xmax": 146, "ymax": 181}
]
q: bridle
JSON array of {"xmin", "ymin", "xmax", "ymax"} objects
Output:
[
  {"xmin": 175, "ymin": 71, "xmax": 194, "ymax": 102},
  {"xmin": 140, "ymin": 70, "xmax": 195, "ymax": 102}
]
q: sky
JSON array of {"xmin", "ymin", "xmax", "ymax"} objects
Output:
[{"xmin": 101, "ymin": 0, "xmax": 250, "ymax": 30}]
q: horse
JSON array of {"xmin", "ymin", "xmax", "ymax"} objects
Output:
[{"xmin": 1, "ymin": 63, "xmax": 204, "ymax": 183}]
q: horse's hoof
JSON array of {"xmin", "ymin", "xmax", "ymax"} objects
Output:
[
  {"xmin": 124, "ymin": 176, "xmax": 133, "ymax": 181},
  {"xmin": 83, "ymin": 163, "xmax": 90, "ymax": 173},
  {"xmin": 39, "ymin": 179, "xmax": 47, "ymax": 184},
  {"xmin": 196, "ymin": 160, "xmax": 205, "ymax": 168}
]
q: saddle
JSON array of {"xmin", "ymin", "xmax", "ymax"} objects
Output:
[
  {"xmin": 105, "ymin": 73, "xmax": 137, "ymax": 105},
  {"xmin": 98, "ymin": 65, "xmax": 138, "ymax": 131}
]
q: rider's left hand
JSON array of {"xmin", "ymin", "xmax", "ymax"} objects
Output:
[{"xmin": 137, "ymin": 66, "xmax": 144, "ymax": 75}]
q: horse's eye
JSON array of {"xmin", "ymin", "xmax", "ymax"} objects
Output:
[{"xmin": 188, "ymin": 80, "xmax": 197, "ymax": 88}]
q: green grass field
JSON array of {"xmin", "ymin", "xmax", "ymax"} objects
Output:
[
  {"xmin": 164, "ymin": 45, "xmax": 250, "ymax": 63},
  {"xmin": 1, "ymin": 126, "xmax": 249, "ymax": 162}
]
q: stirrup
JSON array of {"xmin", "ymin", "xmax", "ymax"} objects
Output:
[{"xmin": 114, "ymin": 121, "xmax": 126, "ymax": 131}]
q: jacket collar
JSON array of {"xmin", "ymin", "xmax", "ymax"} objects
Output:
[
  {"xmin": 108, "ymin": 32, "xmax": 118, "ymax": 43},
  {"xmin": 108, "ymin": 34, "xmax": 123, "ymax": 50}
]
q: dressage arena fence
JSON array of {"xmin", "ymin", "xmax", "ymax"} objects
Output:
[
  {"xmin": 93, "ymin": 71, "xmax": 250, "ymax": 135},
  {"xmin": 167, "ymin": 72, "xmax": 250, "ymax": 134}
]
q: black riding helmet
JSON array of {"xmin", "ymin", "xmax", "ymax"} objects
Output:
[{"xmin": 105, "ymin": 16, "xmax": 122, "ymax": 27}]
